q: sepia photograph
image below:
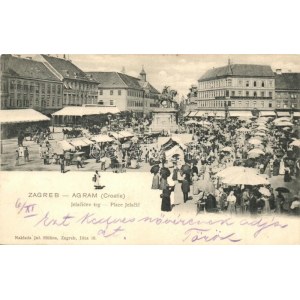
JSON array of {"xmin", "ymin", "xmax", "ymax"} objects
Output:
[{"xmin": 0, "ymin": 54, "xmax": 299, "ymax": 245}]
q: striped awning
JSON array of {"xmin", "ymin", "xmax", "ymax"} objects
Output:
[
  {"xmin": 276, "ymin": 111, "xmax": 290, "ymax": 117},
  {"xmin": 259, "ymin": 111, "xmax": 276, "ymax": 117},
  {"xmin": 229, "ymin": 111, "xmax": 253, "ymax": 118}
]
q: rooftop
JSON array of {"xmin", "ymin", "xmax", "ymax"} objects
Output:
[
  {"xmin": 199, "ymin": 64, "xmax": 274, "ymax": 81},
  {"xmin": 40, "ymin": 55, "xmax": 97, "ymax": 83},
  {"xmin": 275, "ymin": 73, "xmax": 300, "ymax": 90},
  {"xmin": 86, "ymin": 72, "xmax": 160, "ymax": 93},
  {"xmin": 1, "ymin": 54, "xmax": 61, "ymax": 82}
]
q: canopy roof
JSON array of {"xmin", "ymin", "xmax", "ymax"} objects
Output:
[
  {"xmin": 90, "ymin": 135, "xmax": 114, "ymax": 143},
  {"xmin": 52, "ymin": 106, "xmax": 120, "ymax": 116},
  {"xmin": 229, "ymin": 111, "xmax": 253, "ymax": 118},
  {"xmin": 259, "ymin": 111, "xmax": 276, "ymax": 117},
  {"xmin": 0, "ymin": 109, "xmax": 50, "ymax": 124}
]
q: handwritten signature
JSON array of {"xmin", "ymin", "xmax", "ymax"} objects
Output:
[{"xmin": 14, "ymin": 199, "xmax": 289, "ymax": 243}]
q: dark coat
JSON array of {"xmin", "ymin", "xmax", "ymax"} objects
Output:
[{"xmin": 181, "ymin": 179, "xmax": 190, "ymax": 193}]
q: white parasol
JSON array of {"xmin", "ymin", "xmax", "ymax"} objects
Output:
[{"xmin": 222, "ymin": 171, "xmax": 270, "ymax": 186}]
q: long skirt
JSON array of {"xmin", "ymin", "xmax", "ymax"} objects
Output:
[{"xmin": 161, "ymin": 195, "xmax": 171, "ymax": 212}]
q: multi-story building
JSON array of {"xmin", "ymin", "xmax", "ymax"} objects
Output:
[
  {"xmin": 87, "ymin": 67, "xmax": 160, "ymax": 117},
  {"xmin": 36, "ymin": 55, "xmax": 98, "ymax": 107},
  {"xmin": 194, "ymin": 62, "xmax": 276, "ymax": 117},
  {"xmin": 0, "ymin": 54, "xmax": 63, "ymax": 114},
  {"xmin": 275, "ymin": 69, "xmax": 300, "ymax": 117}
]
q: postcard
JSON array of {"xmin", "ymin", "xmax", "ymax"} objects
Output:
[{"xmin": 0, "ymin": 54, "xmax": 299, "ymax": 245}]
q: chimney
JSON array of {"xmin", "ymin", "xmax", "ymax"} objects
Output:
[{"xmin": 276, "ymin": 69, "xmax": 282, "ymax": 75}]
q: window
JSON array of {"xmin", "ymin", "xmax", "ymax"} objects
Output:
[
  {"xmin": 98, "ymin": 100, "xmax": 104, "ymax": 105},
  {"xmin": 246, "ymin": 91, "xmax": 249, "ymax": 97},
  {"xmin": 269, "ymin": 80, "xmax": 273, "ymax": 87},
  {"xmin": 57, "ymin": 85, "xmax": 61, "ymax": 94},
  {"xmin": 238, "ymin": 101, "xmax": 242, "ymax": 106},
  {"xmin": 52, "ymin": 85, "xmax": 56, "ymax": 93},
  {"xmin": 47, "ymin": 84, "xmax": 51, "ymax": 94},
  {"xmin": 269, "ymin": 102, "xmax": 272, "ymax": 108},
  {"xmin": 231, "ymin": 91, "xmax": 235, "ymax": 97},
  {"xmin": 10, "ymin": 80, "xmax": 15, "ymax": 90},
  {"xmin": 231, "ymin": 101, "xmax": 235, "ymax": 107},
  {"xmin": 246, "ymin": 81, "xmax": 249, "ymax": 87},
  {"xmin": 246, "ymin": 101, "xmax": 249, "ymax": 107},
  {"xmin": 261, "ymin": 81, "xmax": 265, "ymax": 87},
  {"xmin": 253, "ymin": 91, "xmax": 257, "ymax": 97},
  {"xmin": 110, "ymin": 100, "xmax": 114, "ymax": 106},
  {"xmin": 269, "ymin": 92, "xmax": 273, "ymax": 98},
  {"xmin": 254, "ymin": 81, "xmax": 257, "ymax": 87},
  {"xmin": 253, "ymin": 101, "xmax": 257, "ymax": 107},
  {"xmin": 261, "ymin": 91, "xmax": 265, "ymax": 97},
  {"xmin": 238, "ymin": 91, "xmax": 242, "ymax": 96},
  {"xmin": 261, "ymin": 101, "xmax": 264, "ymax": 107},
  {"xmin": 227, "ymin": 79, "xmax": 232, "ymax": 87},
  {"xmin": 99, "ymin": 89, "xmax": 103, "ymax": 95},
  {"xmin": 118, "ymin": 90, "xmax": 121, "ymax": 96},
  {"xmin": 238, "ymin": 80, "xmax": 243, "ymax": 86},
  {"xmin": 110, "ymin": 90, "xmax": 113, "ymax": 95}
]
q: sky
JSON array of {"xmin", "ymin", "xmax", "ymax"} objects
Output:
[
  {"xmin": 24, "ymin": 54, "xmax": 300, "ymax": 98},
  {"xmin": 70, "ymin": 54, "xmax": 300, "ymax": 98}
]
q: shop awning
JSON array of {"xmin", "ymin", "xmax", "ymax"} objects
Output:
[
  {"xmin": 0, "ymin": 109, "xmax": 50, "ymax": 124},
  {"xmin": 69, "ymin": 138, "xmax": 94, "ymax": 147},
  {"xmin": 52, "ymin": 106, "xmax": 120, "ymax": 117},
  {"xmin": 276, "ymin": 111, "xmax": 290, "ymax": 117},
  {"xmin": 118, "ymin": 130, "xmax": 134, "ymax": 138},
  {"xmin": 91, "ymin": 135, "xmax": 114, "ymax": 143},
  {"xmin": 56, "ymin": 140, "xmax": 75, "ymax": 151},
  {"xmin": 229, "ymin": 111, "xmax": 253, "ymax": 118},
  {"xmin": 259, "ymin": 111, "xmax": 276, "ymax": 117},
  {"xmin": 293, "ymin": 112, "xmax": 300, "ymax": 117},
  {"xmin": 188, "ymin": 111, "xmax": 198, "ymax": 117}
]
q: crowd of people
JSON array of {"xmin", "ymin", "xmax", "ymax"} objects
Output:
[{"xmin": 150, "ymin": 116, "xmax": 300, "ymax": 216}]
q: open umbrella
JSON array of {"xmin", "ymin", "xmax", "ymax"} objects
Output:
[
  {"xmin": 248, "ymin": 138, "xmax": 262, "ymax": 145},
  {"xmin": 275, "ymin": 121, "xmax": 293, "ymax": 127},
  {"xmin": 259, "ymin": 187, "xmax": 271, "ymax": 196},
  {"xmin": 290, "ymin": 140, "xmax": 300, "ymax": 147},
  {"xmin": 248, "ymin": 148, "xmax": 265, "ymax": 156},
  {"xmin": 216, "ymin": 166, "xmax": 257, "ymax": 178},
  {"xmin": 254, "ymin": 132, "xmax": 266, "ymax": 137},
  {"xmin": 222, "ymin": 171, "xmax": 270, "ymax": 186},
  {"xmin": 275, "ymin": 187, "xmax": 290, "ymax": 193},
  {"xmin": 274, "ymin": 117, "xmax": 291, "ymax": 123},
  {"xmin": 237, "ymin": 127, "xmax": 251, "ymax": 133}
]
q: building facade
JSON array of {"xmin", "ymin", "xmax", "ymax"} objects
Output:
[
  {"xmin": 87, "ymin": 68, "xmax": 160, "ymax": 117},
  {"xmin": 36, "ymin": 55, "xmax": 98, "ymax": 108},
  {"xmin": 195, "ymin": 63, "xmax": 276, "ymax": 116},
  {"xmin": 0, "ymin": 54, "xmax": 63, "ymax": 114},
  {"xmin": 275, "ymin": 70, "xmax": 300, "ymax": 114}
]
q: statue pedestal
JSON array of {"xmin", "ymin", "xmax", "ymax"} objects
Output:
[{"xmin": 150, "ymin": 108, "xmax": 178, "ymax": 133}]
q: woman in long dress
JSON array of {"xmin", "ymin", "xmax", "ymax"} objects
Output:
[
  {"xmin": 151, "ymin": 173, "xmax": 160, "ymax": 189},
  {"xmin": 161, "ymin": 187, "xmax": 172, "ymax": 212},
  {"xmin": 192, "ymin": 172, "xmax": 199, "ymax": 195},
  {"xmin": 279, "ymin": 158, "xmax": 285, "ymax": 175},
  {"xmin": 227, "ymin": 191, "xmax": 236, "ymax": 214}
]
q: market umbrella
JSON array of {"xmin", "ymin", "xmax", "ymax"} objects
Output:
[
  {"xmin": 274, "ymin": 117, "xmax": 291, "ymax": 123},
  {"xmin": 275, "ymin": 187, "xmax": 290, "ymax": 193},
  {"xmin": 222, "ymin": 171, "xmax": 270, "ymax": 186},
  {"xmin": 248, "ymin": 148, "xmax": 265, "ymax": 156},
  {"xmin": 185, "ymin": 120, "xmax": 197, "ymax": 125},
  {"xmin": 290, "ymin": 139, "xmax": 300, "ymax": 147},
  {"xmin": 216, "ymin": 166, "xmax": 257, "ymax": 178},
  {"xmin": 259, "ymin": 187, "xmax": 271, "ymax": 197},
  {"xmin": 275, "ymin": 121, "xmax": 293, "ymax": 127},
  {"xmin": 254, "ymin": 132, "xmax": 266, "ymax": 137},
  {"xmin": 237, "ymin": 127, "xmax": 251, "ymax": 133},
  {"xmin": 248, "ymin": 138, "xmax": 262, "ymax": 145}
]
